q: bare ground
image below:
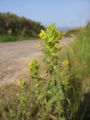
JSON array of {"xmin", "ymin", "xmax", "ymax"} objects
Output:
[{"xmin": 0, "ymin": 37, "xmax": 74, "ymax": 85}]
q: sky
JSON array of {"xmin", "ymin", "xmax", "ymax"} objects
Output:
[{"xmin": 0, "ymin": 0, "xmax": 90, "ymax": 28}]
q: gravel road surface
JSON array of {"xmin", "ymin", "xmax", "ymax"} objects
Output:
[{"xmin": 0, "ymin": 37, "xmax": 74, "ymax": 85}]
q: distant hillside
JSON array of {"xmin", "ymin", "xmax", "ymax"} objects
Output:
[
  {"xmin": 59, "ymin": 26, "xmax": 73, "ymax": 31},
  {"xmin": 0, "ymin": 12, "xmax": 44, "ymax": 37},
  {"xmin": 62, "ymin": 22, "xmax": 90, "ymax": 37}
]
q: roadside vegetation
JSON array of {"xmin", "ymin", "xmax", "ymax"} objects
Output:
[
  {"xmin": 66, "ymin": 22, "xmax": 90, "ymax": 92},
  {"xmin": 64, "ymin": 22, "xmax": 90, "ymax": 119},
  {"xmin": 0, "ymin": 12, "xmax": 44, "ymax": 42},
  {"xmin": 0, "ymin": 34, "xmax": 38, "ymax": 42},
  {"xmin": 0, "ymin": 23, "xmax": 90, "ymax": 119},
  {"xmin": 64, "ymin": 28, "xmax": 81, "ymax": 37}
]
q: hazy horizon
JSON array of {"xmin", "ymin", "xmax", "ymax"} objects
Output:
[{"xmin": 0, "ymin": 0, "xmax": 90, "ymax": 28}]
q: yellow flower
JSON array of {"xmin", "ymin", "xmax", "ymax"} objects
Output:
[
  {"xmin": 48, "ymin": 25, "xmax": 61, "ymax": 40},
  {"xmin": 52, "ymin": 53, "xmax": 57, "ymax": 57},
  {"xmin": 62, "ymin": 79, "xmax": 68, "ymax": 86},
  {"xmin": 62, "ymin": 60, "xmax": 69, "ymax": 66},
  {"xmin": 17, "ymin": 80, "xmax": 25, "ymax": 89},
  {"xmin": 16, "ymin": 94, "xmax": 27, "ymax": 104},
  {"xmin": 56, "ymin": 44, "xmax": 63, "ymax": 51},
  {"xmin": 39, "ymin": 30, "xmax": 46, "ymax": 40}
]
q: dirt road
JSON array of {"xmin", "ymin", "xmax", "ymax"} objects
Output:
[{"xmin": 0, "ymin": 37, "xmax": 74, "ymax": 85}]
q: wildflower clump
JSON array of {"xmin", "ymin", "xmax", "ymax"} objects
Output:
[
  {"xmin": 26, "ymin": 25, "xmax": 81, "ymax": 120},
  {"xmin": 39, "ymin": 25, "xmax": 62, "ymax": 74}
]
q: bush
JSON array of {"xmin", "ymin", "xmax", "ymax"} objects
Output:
[
  {"xmin": 0, "ymin": 34, "xmax": 37, "ymax": 42},
  {"xmin": 0, "ymin": 12, "xmax": 44, "ymax": 38}
]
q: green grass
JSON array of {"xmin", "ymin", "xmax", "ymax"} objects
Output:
[
  {"xmin": 61, "ymin": 26, "xmax": 90, "ymax": 119},
  {"xmin": 0, "ymin": 34, "xmax": 38, "ymax": 42},
  {"xmin": 65, "ymin": 26, "xmax": 90, "ymax": 92}
]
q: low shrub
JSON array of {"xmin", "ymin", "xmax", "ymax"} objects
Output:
[{"xmin": 0, "ymin": 34, "xmax": 38, "ymax": 42}]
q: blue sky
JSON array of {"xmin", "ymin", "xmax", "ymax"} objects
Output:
[{"xmin": 0, "ymin": 0, "xmax": 90, "ymax": 28}]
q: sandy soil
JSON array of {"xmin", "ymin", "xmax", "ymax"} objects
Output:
[{"xmin": 0, "ymin": 37, "xmax": 74, "ymax": 85}]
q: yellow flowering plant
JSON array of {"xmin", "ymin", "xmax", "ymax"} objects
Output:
[
  {"xmin": 0, "ymin": 25, "xmax": 81, "ymax": 120},
  {"xmin": 8, "ymin": 25, "xmax": 80, "ymax": 120},
  {"xmin": 28, "ymin": 25, "xmax": 81, "ymax": 120},
  {"xmin": 0, "ymin": 25, "xmax": 82, "ymax": 120}
]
